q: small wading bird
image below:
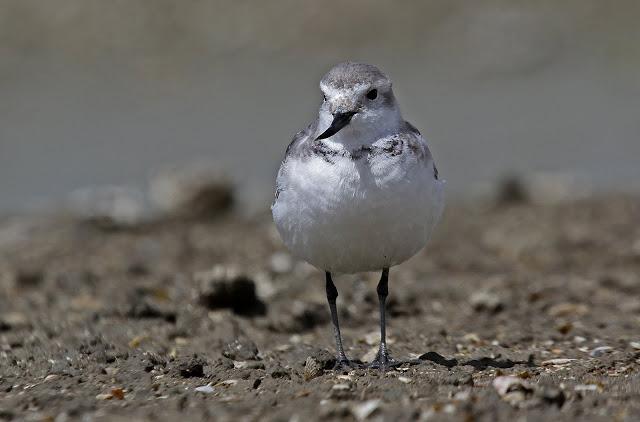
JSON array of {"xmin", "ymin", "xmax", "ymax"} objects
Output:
[{"xmin": 272, "ymin": 62, "xmax": 444, "ymax": 369}]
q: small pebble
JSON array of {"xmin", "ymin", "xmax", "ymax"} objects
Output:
[
  {"xmin": 194, "ymin": 385, "xmax": 215, "ymax": 394},
  {"xmin": 215, "ymin": 379, "xmax": 238, "ymax": 387},
  {"xmin": 589, "ymin": 346, "xmax": 613, "ymax": 357},
  {"xmin": 233, "ymin": 361, "xmax": 265, "ymax": 370},
  {"xmin": 350, "ymin": 400, "xmax": 381, "ymax": 421},
  {"xmin": 269, "ymin": 252, "xmax": 293, "ymax": 274},
  {"xmin": 541, "ymin": 358, "xmax": 577, "ymax": 366},
  {"xmin": 223, "ymin": 338, "xmax": 259, "ymax": 361},
  {"xmin": 453, "ymin": 390, "xmax": 471, "ymax": 402},
  {"xmin": 469, "ymin": 291, "xmax": 503, "ymax": 313},
  {"xmin": 269, "ymin": 365, "xmax": 291, "ymax": 379},
  {"xmin": 493, "ymin": 376, "xmax": 529, "ymax": 396},
  {"xmin": 574, "ymin": 384, "xmax": 598, "ymax": 392},
  {"xmin": 493, "ymin": 375, "xmax": 534, "ymax": 407},
  {"xmin": 547, "ymin": 303, "xmax": 588, "ymax": 317},
  {"xmin": 462, "ymin": 333, "xmax": 482, "ymax": 344}
]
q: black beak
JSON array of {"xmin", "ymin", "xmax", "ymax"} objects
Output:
[{"xmin": 316, "ymin": 111, "xmax": 356, "ymax": 140}]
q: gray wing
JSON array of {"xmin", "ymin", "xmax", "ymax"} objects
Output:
[
  {"xmin": 402, "ymin": 121, "xmax": 439, "ymax": 180},
  {"xmin": 283, "ymin": 119, "xmax": 318, "ymax": 161},
  {"xmin": 273, "ymin": 119, "xmax": 318, "ymax": 204}
]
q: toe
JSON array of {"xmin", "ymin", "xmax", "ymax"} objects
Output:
[
  {"xmin": 333, "ymin": 358, "xmax": 361, "ymax": 371},
  {"xmin": 368, "ymin": 355, "xmax": 403, "ymax": 370}
]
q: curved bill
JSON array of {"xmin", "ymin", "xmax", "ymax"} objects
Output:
[{"xmin": 316, "ymin": 112, "xmax": 356, "ymax": 140}]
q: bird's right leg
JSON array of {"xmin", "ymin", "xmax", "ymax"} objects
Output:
[{"xmin": 325, "ymin": 271, "xmax": 353, "ymax": 369}]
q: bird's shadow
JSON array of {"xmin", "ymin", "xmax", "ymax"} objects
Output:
[
  {"xmin": 417, "ymin": 351, "xmax": 535, "ymax": 370},
  {"xmin": 418, "ymin": 351, "xmax": 458, "ymax": 368}
]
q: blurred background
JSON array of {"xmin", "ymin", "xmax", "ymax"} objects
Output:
[{"xmin": 1, "ymin": 0, "xmax": 639, "ymax": 216}]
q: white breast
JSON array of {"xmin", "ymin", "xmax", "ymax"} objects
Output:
[{"xmin": 272, "ymin": 148, "xmax": 444, "ymax": 274}]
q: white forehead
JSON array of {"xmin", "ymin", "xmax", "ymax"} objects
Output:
[{"xmin": 319, "ymin": 82, "xmax": 369, "ymax": 97}]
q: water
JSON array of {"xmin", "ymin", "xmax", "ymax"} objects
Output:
[{"xmin": 1, "ymin": 1, "xmax": 639, "ymax": 214}]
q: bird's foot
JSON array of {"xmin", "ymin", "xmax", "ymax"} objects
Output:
[
  {"xmin": 332, "ymin": 357, "xmax": 362, "ymax": 371},
  {"xmin": 368, "ymin": 357, "xmax": 401, "ymax": 370},
  {"xmin": 367, "ymin": 349, "xmax": 402, "ymax": 371}
]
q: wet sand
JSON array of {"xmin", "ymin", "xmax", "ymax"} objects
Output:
[{"xmin": 1, "ymin": 194, "xmax": 640, "ymax": 421}]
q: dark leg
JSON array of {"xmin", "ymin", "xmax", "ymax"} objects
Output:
[
  {"xmin": 325, "ymin": 272, "xmax": 351, "ymax": 368},
  {"xmin": 369, "ymin": 268, "xmax": 398, "ymax": 369}
]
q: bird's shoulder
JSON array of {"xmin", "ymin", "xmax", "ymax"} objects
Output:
[
  {"xmin": 273, "ymin": 119, "xmax": 318, "ymax": 205},
  {"xmin": 371, "ymin": 121, "xmax": 432, "ymax": 160},
  {"xmin": 368, "ymin": 121, "xmax": 440, "ymax": 180},
  {"xmin": 282, "ymin": 119, "xmax": 318, "ymax": 162}
]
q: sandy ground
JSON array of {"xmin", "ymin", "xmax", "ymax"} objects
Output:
[{"xmin": 1, "ymin": 194, "xmax": 640, "ymax": 421}]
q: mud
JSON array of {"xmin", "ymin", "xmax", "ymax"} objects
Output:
[{"xmin": 1, "ymin": 195, "xmax": 640, "ymax": 421}]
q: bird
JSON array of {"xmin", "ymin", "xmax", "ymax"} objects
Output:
[{"xmin": 271, "ymin": 62, "xmax": 444, "ymax": 369}]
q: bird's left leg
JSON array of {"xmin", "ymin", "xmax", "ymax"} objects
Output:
[{"xmin": 368, "ymin": 267, "xmax": 400, "ymax": 370}]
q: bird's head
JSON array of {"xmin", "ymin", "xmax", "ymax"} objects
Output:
[{"xmin": 316, "ymin": 62, "xmax": 401, "ymax": 141}]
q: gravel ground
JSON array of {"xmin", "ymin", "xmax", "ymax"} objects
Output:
[{"xmin": 1, "ymin": 194, "xmax": 640, "ymax": 421}]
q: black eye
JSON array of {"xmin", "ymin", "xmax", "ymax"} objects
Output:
[
  {"xmin": 366, "ymin": 89, "xmax": 378, "ymax": 100},
  {"xmin": 322, "ymin": 94, "xmax": 328, "ymax": 101}
]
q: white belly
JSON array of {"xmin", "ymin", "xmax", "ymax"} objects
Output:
[{"xmin": 272, "ymin": 154, "xmax": 444, "ymax": 274}]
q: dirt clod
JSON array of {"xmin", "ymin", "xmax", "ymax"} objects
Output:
[
  {"xmin": 195, "ymin": 266, "xmax": 266, "ymax": 316},
  {"xmin": 223, "ymin": 338, "xmax": 259, "ymax": 361},
  {"xmin": 268, "ymin": 365, "xmax": 291, "ymax": 379},
  {"xmin": 176, "ymin": 356, "xmax": 206, "ymax": 378},
  {"xmin": 126, "ymin": 299, "xmax": 176, "ymax": 322}
]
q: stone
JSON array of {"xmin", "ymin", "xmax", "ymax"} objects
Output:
[
  {"xmin": 547, "ymin": 303, "xmax": 588, "ymax": 317},
  {"xmin": 268, "ymin": 365, "xmax": 291, "ymax": 379},
  {"xmin": 176, "ymin": 356, "xmax": 206, "ymax": 378},
  {"xmin": 222, "ymin": 338, "xmax": 259, "ymax": 361},
  {"xmin": 589, "ymin": 346, "xmax": 613, "ymax": 357},
  {"xmin": 541, "ymin": 358, "xmax": 576, "ymax": 366},
  {"xmin": 350, "ymin": 400, "xmax": 381, "ymax": 421},
  {"xmin": 194, "ymin": 385, "xmax": 215, "ymax": 394}
]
